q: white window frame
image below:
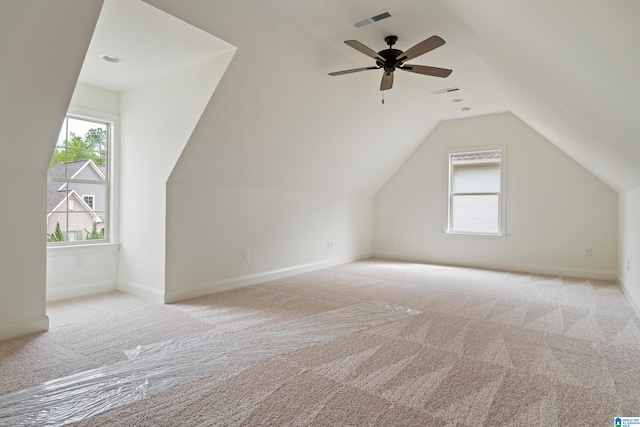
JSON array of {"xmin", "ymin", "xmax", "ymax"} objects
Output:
[
  {"xmin": 47, "ymin": 107, "xmax": 118, "ymax": 246},
  {"xmin": 444, "ymin": 145, "xmax": 507, "ymax": 237}
]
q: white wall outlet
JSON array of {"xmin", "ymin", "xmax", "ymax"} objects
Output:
[
  {"xmin": 585, "ymin": 248, "xmax": 592, "ymax": 257},
  {"xmin": 390, "ymin": 237, "xmax": 394, "ymax": 244},
  {"xmin": 327, "ymin": 241, "xmax": 334, "ymax": 249},
  {"xmin": 628, "ymin": 260, "xmax": 631, "ymax": 271},
  {"xmin": 75, "ymin": 255, "xmax": 84, "ymax": 267},
  {"xmin": 243, "ymin": 250, "xmax": 250, "ymax": 261}
]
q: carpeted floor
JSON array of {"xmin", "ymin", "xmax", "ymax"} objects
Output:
[{"xmin": 1, "ymin": 258, "xmax": 639, "ymax": 426}]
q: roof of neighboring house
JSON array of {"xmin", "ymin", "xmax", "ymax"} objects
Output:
[
  {"xmin": 48, "ymin": 161, "xmax": 85, "ymax": 179},
  {"xmin": 47, "ymin": 181, "xmax": 67, "ymax": 212},
  {"xmin": 48, "ymin": 160, "xmax": 106, "ymax": 179},
  {"xmin": 47, "ymin": 160, "xmax": 106, "ymax": 213}
]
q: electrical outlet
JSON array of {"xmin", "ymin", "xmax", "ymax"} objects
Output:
[
  {"xmin": 243, "ymin": 250, "xmax": 250, "ymax": 261},
  {"xmin": 585, "ymin": 248, "xmax": 592, "ymax": 257},
  {"xmin": 75, "ymin": 255, "xmax": 84, "ymax": 267},
  {"xmin": 628, "ymin": 260, "xmax": 631, "ymax": 271},
  {"xmin": 390, "ymin": 237, "xmax": 394, "ymax": 244},
  {"xmin": 327, "ymin": 241, "xmax": 334, "ymax": 249}
]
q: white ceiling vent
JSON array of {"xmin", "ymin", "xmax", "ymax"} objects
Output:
[{"xmin": 352, "ymin": 10, "xmax": 392, "ymax": 29}]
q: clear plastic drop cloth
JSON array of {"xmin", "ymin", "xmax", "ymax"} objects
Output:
[{"xmin": 0, "ymin": 301, "xmax": 420, "ymax": 426}]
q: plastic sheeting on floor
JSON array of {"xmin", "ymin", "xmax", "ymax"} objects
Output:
[{"xmin": 0, "ymin": 302, "xmax": 420, "ymax": 426}]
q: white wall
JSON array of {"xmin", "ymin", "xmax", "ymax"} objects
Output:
[
  {"xmin": 0, "ymin": 172, "xmax": 50, "ymax": 339},
  {"xmin": 164, "ymin": 185, "xmax": 373, "ymax": 302},
  {"xmin": 46, "ymin": 244, "xmax": 120, "ymax": 301},
  {"xmin": 118, "ymin": 52, "xmax": 234, "ymax": 303},
  {"xmin": 374, "ymin": 112, "xmax": 618, "ymax": 279},
  {"xmin": 0, "ymin": 0, "xmax": 103, "ymax": 340},
  {"xmin": 619, "ymin": 187, "xmax": 640, "ymax": 314},
  {"xmin": 68, "ymin": 82, "xmax": 120, "ymax": 115},
  {"xmin": 46, "ymin": 83, "xmax": 121, "ymax": 302}
]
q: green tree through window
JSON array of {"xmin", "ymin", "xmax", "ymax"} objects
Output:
[
  {"xmin": 47, "ymin": 221, "xmax": 65, "ymax": 242},
  {"xmin": 50, "ymin": 128, "xmax": 107, "ymax": 167}
]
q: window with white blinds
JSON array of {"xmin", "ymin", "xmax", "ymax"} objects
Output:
[{"xmin": 448, "ymin": 150, "xmax": 503, "ymax": 235}]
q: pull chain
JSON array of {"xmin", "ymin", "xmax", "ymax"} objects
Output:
[{"xmin": 382, "ymin": 91, "xmax": 385, "ymax": 104}]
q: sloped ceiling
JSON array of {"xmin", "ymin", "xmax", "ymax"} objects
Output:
[
  {"xmin": 148, "ymin": 0, "xmax": 639, "ymax": 194},
  {"xmin": 79, "ymin": 0, "xmax": 234, "ymax": 92},
  {"xmin": 443, "ymin": 0, "xmax": 640, "ymax": 193},
  {"xmin": 1, "ymin": 0, "xmax": 103, "ymax": 171}
]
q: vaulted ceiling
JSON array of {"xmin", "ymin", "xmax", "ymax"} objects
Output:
[{"xmin": 85, "ymin": 0, "xmax": 640, "ymax": 194}]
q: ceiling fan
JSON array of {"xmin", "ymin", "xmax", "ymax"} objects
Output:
[{"xmin": 328, "ymin": 35, "xmax": 452, "ymax": 91}]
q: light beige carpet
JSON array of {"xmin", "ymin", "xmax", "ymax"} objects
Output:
[{"xmin": 1, "ymin": 258, "xmax": 639, "ymax": 426}]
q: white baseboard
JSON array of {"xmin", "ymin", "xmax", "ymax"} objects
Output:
[
  {"xmin": 118, "ymin": 280, "xmax": 165, "ymax": 305},
  {"xmin": 164, "ymin": 253, "xmax": 373, "ymax": 304},
  {"xmin": 373, "ymin": 251, "xmax": 617, "ymax": 281},
  {"xmin": 617, "ymin": 273, "xmax": 640, "ymax": 320},
  {"xmin": 0, "ymin": 315, "xmax": 49, "ymax": 341},
  {"xmin": 46, "ymin": 281, "xmax": 117, "ymax": 302}
]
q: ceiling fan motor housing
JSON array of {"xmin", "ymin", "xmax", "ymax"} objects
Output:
[
  {"xmin": 378, "ymin": 35, "xmax": 402, "ymax": 73},
  {"xmin": 377, "ymin": 48, "xmax": 403, "ymax": 73}
]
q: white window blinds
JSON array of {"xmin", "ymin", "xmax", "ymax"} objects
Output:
[{"xmin": 450, "ymin": 151, "xmax": 501, "ymax": 234}]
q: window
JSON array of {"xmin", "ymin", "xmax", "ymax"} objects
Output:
[
  {"xmin": 83, "ymin": 195, "xmax": 95, "ymax": 210},
  {"xmin": 447, "ymin": 149, "xmax": 505, "ymax": 235},
  {"xmin": 47, "ymin": 115, "xmax": 110, "ymax": 243}
]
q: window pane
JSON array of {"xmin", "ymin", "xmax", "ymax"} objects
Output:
[
  {"xmin": 47, "ymin": 115, "xmax": 110, "ymax": 244},
  {"xmin": 451, "ymin": 194, "xmax": 499, "ymax": 234},
  {"xmin": 58, "ymin": 149, "xmax": 107, "ymax": 174},
  {"xmin": 47, "ymin": 196, "xmax": 69, "ymax": 242},
  {"xmin": 81, "ymin": 185, "xmax": 107, "ymax": 222},
  {"xmin": 46, "ymin": 207, "xmax": 105, "ymax": 242},
  {"xmin": 65, "ymin": 211, "xmax": 100, "ymax": 241},
  {"xmin": 452, "ymin": 164, "xmax": 500, "ymax": 193},
  {"xmin": 51, "ymin": 117, "xmax": 108, "ymax": 171},
  {"xmin": 50, "ymin": 157, "xmax": 104, "ymax": 180}
]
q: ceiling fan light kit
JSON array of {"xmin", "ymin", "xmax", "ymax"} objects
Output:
[{"xmin": 329, "ymin": 34, "xmax": 452, "ymax": 92}]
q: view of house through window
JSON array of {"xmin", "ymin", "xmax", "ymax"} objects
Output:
[
  {"xmin": 47, "ymin": 116, "xmax": 110, "ymax": 243},
  {"xmin": 448, "ymin": 150, "xmax": 503, "ymax": 235}
]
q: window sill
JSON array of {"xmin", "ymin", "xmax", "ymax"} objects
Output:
[{"xmin": 47, "ymin": 242, "xmax": 121, "ymax": 257}]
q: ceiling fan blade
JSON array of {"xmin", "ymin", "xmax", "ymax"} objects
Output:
[
  {"xmin": 399, "ymin": 64, "xmax": 452, "ymax": 78},
  {"xmin": 380, "ymin": 71, "xmax": 394, "ymax": 91},
  {"xmin": 344, "ymin": 40, "xmax": 385, "ymax": 62},
  {"xmin": 396, "ymin": 36, "xmax": 445, "ymax": 62},
  {"xmin": 328, "ymin": 66, "xmax": 379, "ymax": 76}
]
